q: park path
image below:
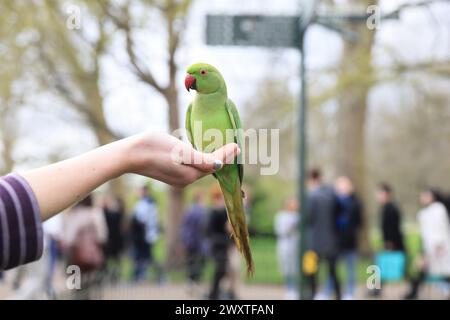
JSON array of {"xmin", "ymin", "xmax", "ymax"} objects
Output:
[{"xmin": 0, "ymin": 270, "xmax": 447, "ymax": 300}]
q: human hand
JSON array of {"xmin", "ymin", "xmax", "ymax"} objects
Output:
[{"xmin": 126, "ymin": 131, "xmax": 240, "ymax": 188}]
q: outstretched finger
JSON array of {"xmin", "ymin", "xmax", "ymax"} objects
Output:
[{"xmin": 185, "ymin": 143, "xmax": 240, "ymax": 173}]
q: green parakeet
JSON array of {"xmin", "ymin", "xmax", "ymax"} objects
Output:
[{"xmin": 184, "ymin": 62, "xmax": 254, "ymax": 275}]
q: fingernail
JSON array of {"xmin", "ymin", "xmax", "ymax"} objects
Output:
[{"xmin": 213, "ymin": 159, "xmax": 223, "ymax": 171}]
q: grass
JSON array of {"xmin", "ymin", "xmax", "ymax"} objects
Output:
[{"xmin": 117, "ymin": 231, "xmax": 422, "ymax": 285}]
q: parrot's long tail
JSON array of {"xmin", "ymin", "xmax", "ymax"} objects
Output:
[{"xmin": 218, "ymin": 179, "xmax": 254, "ymax": 276}]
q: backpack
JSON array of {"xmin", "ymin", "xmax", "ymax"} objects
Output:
[{"xmin": 69, "ymin": 222, "xmax": 104, "ymax": 272}]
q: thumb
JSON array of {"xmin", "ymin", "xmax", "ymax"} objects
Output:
[{"xmin": 187, "ymin": 143, "xmax": 240, "ymax": 173}]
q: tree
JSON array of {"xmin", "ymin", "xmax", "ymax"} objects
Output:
[
  {"xmin": 332, "ymin": 0, "xmax": 377, "ymax": 200},
  {"xmin": 0, "ymin": 1, "xmax": 31, "ymax": 174},
  {"xmin": 13, "ymin": 0, "xmax": 125, "ymax": 195},
  {"xmin": 243, "ymin": 78, "xmax": 296, "ymax": 179},
  {"xmin": 367, "ymin": 79, "xmax": 450, "ymax": 220},
  {"xmin": 16, "ymin": 0, "xmax": 194, "ymax": 267},
  {"xmin": 104, "ymin": 0, "xmax": 193, "ymax": 267}
]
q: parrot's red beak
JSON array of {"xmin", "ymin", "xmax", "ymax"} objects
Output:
[{"xmin": 185, "ymin": 74, "xmax": 196, "ymax": 92}]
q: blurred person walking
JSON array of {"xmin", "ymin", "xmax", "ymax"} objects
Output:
[
  {"xmin": 274, "ymin": 197, "xmax": 299, "ymax": 300},
  {"xmin": 103, "ymin": 196, "xmax": 125, "ymax": 283},
  {"xmin": 224, "ymin": 245, "xmax": 241, "ymax": 300},
  {"xmin": 63, "ymin": 195, "xmax": 107, "ymax": 299},
  {"xmin": 368, "ymin": 183, "xmax": 406, "ymax": 298},
  {"xmin": 180, "ymin": 192, "xmax": 207, "ymax": 293},
  {"xmin": 334, "ymin": 177, "xmax": 362, "ymax": 299},
  {"xmin": 207, "ymin": 186, "xmax": 232, "ymax": 300},
  {"xmin": 304, "ymin": 169, "xmax": 341, "ymax": 300},
  {"xmin": 131, "ymin": 186, "xmax": 164, "ymax": 283},
  {"xmin": 377, "ymin": 184, "xmax": 405, "ymax": 251},
  {"xmin": 43, "ymin": 214, "xmax": 63, "ymax": 298},
  {"xmin": 320, "ymin": 177, "xmax": 362, "ymax": 300},
  {"xmin": 404, "ymin": 188, "xmax": 450, "ymax": 299}
]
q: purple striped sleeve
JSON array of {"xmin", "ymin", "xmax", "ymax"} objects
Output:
[{"xmin": 0, "ymin": 174, "xmax": 43, "ymax": 270}]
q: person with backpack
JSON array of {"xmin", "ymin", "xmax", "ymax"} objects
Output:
[{"xmin": 63, "ymin": 194, "xmax": 107, "ymax": 299}]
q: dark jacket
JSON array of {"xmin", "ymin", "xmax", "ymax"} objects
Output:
[
  {"xmin": 103, "ymin": 207, "xmax": 124, "ymax": 258},
  {"xmin": 180, "ymin": 204, "xmax": 207, "ymax": 252},
  {"xmin": 206, "ymin": 207, "xmax": 231, "ymax": 252},
  {"xmin": 305, "ymin": 185, "xmax": 340, "ymax": 256},
  {"xmin": 381, "ymin": 202, "xmax": 404, "ymax": 251},
  {"xmin": 335, "ymin": 193, "xmax": 362, "ymax": 251}
]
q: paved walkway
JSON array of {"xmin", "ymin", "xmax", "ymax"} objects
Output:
[{"xmin": 1, "ymin": 270, "xmax": 448, "ymax": 300}]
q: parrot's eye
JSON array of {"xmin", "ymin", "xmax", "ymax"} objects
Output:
[{"xmin": 200, "ymin": 69, "xmax": 207, "ymax": 76}]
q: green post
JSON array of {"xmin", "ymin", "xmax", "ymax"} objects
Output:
[{"xmin": 297, "ymin": 29, "xmax": 308, "ymax": 300}]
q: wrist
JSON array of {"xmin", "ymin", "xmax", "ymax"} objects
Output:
[
  {"xmin": 121, "ymin": 132, "xmax": 154, "ymax": 175},
  {"xmin": 103, "ymin": 136, "xmax": 137, "ymax": 178}
]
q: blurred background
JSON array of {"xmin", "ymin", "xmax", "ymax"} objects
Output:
[{"xmin": 0, "ymin": 0, "xmax": 450, "ymax": 300}]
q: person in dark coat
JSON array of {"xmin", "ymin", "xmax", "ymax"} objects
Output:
[
  {"xmin": 368, "ymin": 183, "xmax": 405, "ymax": 298},
  {"xmin": 376, "ymin": 184, "xmax": 404, "ymax": 251},
  {"xmin": 207, "ymin": 186, "xmax": 233, "ymax": 300},
  {"xmin": 180, "ymin": 192, "xmax": 207, "ymax": 289},
  {"xmin": 336, "ymin": 177, "xmax": 362, "ymax": 298},
  {"xmin": 103, "ymin": 196, "xmax": 125, "ymax": 282},
  {"xmin": 319, "ymin": 176, "xmax": 362, "ymax": 300},
  {"xmin": 304, "ymin": 169, "xmax": 341, "ymax": 300}
]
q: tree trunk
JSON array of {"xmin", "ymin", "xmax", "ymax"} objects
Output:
[
  {"xmin": 1, "ymin": 133, "xmax": 15, "ymax": 174},
  {"xmin": 90, "ymin": 88, "xmax": 126, "ymax": 198},
  {"xmin": 164, "ymin": 85, "xmax": 185, "ymax": 268},
  {"xmin": 0, "ymin": 104, "xmax": 16, "ymax": 175},
  {"xmin": 334, "ymin": 0, "xmax": 377, "ymax": 254}
]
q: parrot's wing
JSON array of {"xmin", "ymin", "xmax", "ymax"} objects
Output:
[
  {"xmin": 187, "ymin": 102, "xmax": 222, "ymax": 179},
  {"xmin": 185, "ymin": 103, "xmax": 194, "ymax": 147},
  {"xmin": 225, "ymin": 99, "xmax": 244, "ymax": 186}
]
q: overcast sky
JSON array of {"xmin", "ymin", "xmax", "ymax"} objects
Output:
[{"xmin": 13, "ymin": 0, "xmax": 450, "ymax": 177}]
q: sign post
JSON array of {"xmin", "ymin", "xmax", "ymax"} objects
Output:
[
  {"xmin": 205, "ymin": 0, "xmax": 397, "ymax": 299},
  {"xmin": 206, "ymin": 4, "xmax": 316, "ymax": 299}
]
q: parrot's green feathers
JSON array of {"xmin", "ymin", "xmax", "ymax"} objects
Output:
[
  {"xmin": 225, "ymin": 99, "xmax": 244, "ymax": 186},
  {"xmin": 185, "ymin": 63, "xmax": 225, "ymax": 94},
  {"xmin": 184, "ymin": 62, "xmax": 254, "ymax": 276},
  {"xmin": 185, "ymin": 103, "xmax": 194, "ymax": 146},
  {"xmin": 186, "ymin": 62, "xmax": 221, "ymax": 74}
]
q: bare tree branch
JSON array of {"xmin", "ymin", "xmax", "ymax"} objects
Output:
[
  {"xmin": 391, "ymin": 60, "xmax": 450, "ymax": 78},
  {"xmin": 388, "ymin": 0, "xmax": 446, "ymax": 17},
  {"xmin": 37, "ymin": 47, "xmax": 122, "ymax": 140},
  {"xmin": 102, "ymin": 2, "xmax": 166, "ymax": 94}
]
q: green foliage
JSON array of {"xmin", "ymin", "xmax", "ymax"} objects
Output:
[
  {"xmin": 119, "ymin": 230, "xmax": 422, "ymax": 285},
  {"xmin": 246, "ymin": 175, "xmax": 295, "ymax": 235},
  {"xmin": 245, "ymin": 237, "xmax": 283, "ymax": 284}
]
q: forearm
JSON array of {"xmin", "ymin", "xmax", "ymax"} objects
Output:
[
  {"xmin": 17, "ymin": 131, "xmax": 238, "ymax": 222},
  {"xmin": 0, "ymin": 131, "xmax": 237, "ymax": 271},
  {"xmin": 21, "ymin": 137, "xmax": 131, "ymax": 221}
]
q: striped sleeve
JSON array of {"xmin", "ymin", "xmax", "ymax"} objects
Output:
[{"xmin": 0, "ymin": 173, "xmax": 43, "ymax": 270}]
